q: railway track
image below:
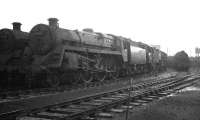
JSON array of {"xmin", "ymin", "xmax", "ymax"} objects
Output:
[
  {"xmin": 0, "ymin": 73, "xmax": 175, "ymax": 119},
  {"xmin": 0, "ymin": 72, "xmax": 175, "ymax": 103},
  {"xmin": 1, "ymin": 73, "xmax": 198, "ymax": 120}
]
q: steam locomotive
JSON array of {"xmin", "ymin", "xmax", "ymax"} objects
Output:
[
  {"xmin": 0, "ymin": 23, "xmax": 29, "ymax": 87},
  {"xmin": 0, "ymin": 18, "xmax": 167, "ymax": 88}
]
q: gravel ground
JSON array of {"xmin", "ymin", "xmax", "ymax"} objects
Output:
[{"xmin": 128, "ymin": 77, "xmax": 200, "ymax": 120}]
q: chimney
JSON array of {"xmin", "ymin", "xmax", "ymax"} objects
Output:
[
  {"xmin": 48, "ymin": 18, "xmax": 59, "ymax": 29},
  {"xmin": 12, "ymin": 22, "xmax": 21, "ymax": 31}
]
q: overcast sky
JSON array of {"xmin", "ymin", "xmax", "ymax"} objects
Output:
[{"xmin": 1, "ymin": 0, "xmax": 200, "ymax": 56}]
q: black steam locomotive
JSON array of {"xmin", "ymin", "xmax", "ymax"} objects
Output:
[
  {"xmin": 0, "ymin": 18, "xmax": 167, "ymax": 88},
  {"xmin": 0, "ymin": 23, "xmax": 29, "ymax": 87}
]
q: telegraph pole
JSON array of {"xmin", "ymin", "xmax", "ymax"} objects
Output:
[
  {"xmin": 167, "ymin": 47, "xmax": 168, "ymax": 55},
  {"xmin": 125, "ymin": 78, "xmax": 133, "ymax": 120},
  {"xmin": 195, "ymin": 47, "xmax": 199, "ymax": 65}
]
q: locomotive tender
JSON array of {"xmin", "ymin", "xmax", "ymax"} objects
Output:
[{"xmin": 0, "ymin": 18, "xmax": 167, "ymax": 88}]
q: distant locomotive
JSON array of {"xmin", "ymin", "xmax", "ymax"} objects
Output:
[
  {"xmin": 27, "ymin": 18, "xmax": 166, "ymax": 87},
  {"xmin": 0, "ymin": 22, "xmax": 29, "ymax": 87}
]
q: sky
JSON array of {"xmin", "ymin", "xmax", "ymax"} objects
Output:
[{"xmin": 1, "ymin": 0, "xmax": 200, "ymax": 56}]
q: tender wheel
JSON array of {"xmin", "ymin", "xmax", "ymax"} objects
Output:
[
  {"xmin": 109, "ymin": 71, "xmax": 118, "ymax": 80},
  {"xmin": 109, "ymin": 65, "xmax": 119, "ymax": 80}
]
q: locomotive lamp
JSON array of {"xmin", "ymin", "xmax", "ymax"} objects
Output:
[{"xmin": 12, "ymin": 22, "xmax": 22, "ymax": 31}]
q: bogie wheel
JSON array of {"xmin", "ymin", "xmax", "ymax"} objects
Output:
[
  {"xmin": 45, "ymin": 73, "xmax": 60, "ymax": 87},
  {"xmin": 76, "ymin": 71, "xmax": 93, "ymax": 84}
]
